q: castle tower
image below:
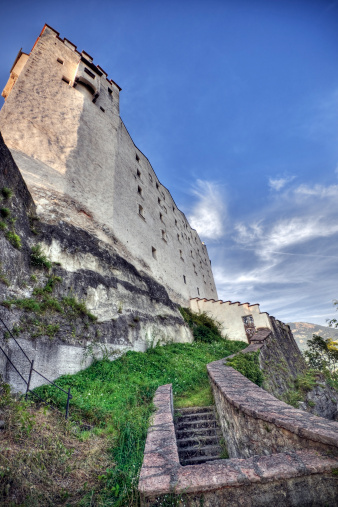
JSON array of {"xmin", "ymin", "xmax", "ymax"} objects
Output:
[{"xmin": 0, "ymin": 24, "xmax": 218, "ymax": 305}]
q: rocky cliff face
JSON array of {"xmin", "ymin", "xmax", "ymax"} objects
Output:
[{"xmin": 0, "ymin": 133, "xmax": 192, "ymax": 392}]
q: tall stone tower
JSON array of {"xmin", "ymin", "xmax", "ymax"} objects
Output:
[{"xmin": 0, "ymin": 24, "xmax": 218, "ymax": 305}]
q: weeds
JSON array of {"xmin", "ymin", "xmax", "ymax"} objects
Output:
[
  {"xmin": 0, "ymin": 207, "xmax": 10, "ymax": 219},
  {"xmin": 179, "ymin": 307, "xmax": 224, "ymax": 343},
  {"xmin": 0, "ymin": 262, "xmax": 9, "ymax": 287},
  {"xmin": 226, "ymin": 351, "xmax": 264, "ymax": 387},
  {"xmin": 30, "ymin": 244, "xmax": 52, "ymax": 270},
  {"xmin": 0, "ymin": 379, "xmax": 111, "ymax": 506},
  {"xmin": 1, "ymin": 187, "xmax": 13, "ymax": 199},
  {"xmin": 5, "ymin": 231, "xmax": 21, "ymax": 249}
]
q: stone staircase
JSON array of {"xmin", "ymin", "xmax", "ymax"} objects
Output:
[{"xmin": 174, "ymin": 406, "xmax": 224, "ymax": 466}]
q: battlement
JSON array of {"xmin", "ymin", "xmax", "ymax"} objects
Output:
[{"xmin": 33, "ymin": 24, "xmax": 121, "ymax": 90}]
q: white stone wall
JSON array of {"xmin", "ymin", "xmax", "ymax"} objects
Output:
[
  {"xmin": 0, "ymin": 25, "xmax": 217, "ymax": 306},
  {"xmin": 190, "ymin": 297, "xmax": 272, "ymax": 342}
]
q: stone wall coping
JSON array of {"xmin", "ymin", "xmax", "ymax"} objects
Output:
[
  {"xmin": 138, "ymin": 384, "xmax": 338, "ymax": 499},
  {"xmin": 207, "ymin": 360, "xmax": 338, "ymax": 449}
]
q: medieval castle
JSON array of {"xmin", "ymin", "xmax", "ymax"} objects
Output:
[{"xmin": 0, "ymin": 24, "xmax": 217, "ymax": 307}]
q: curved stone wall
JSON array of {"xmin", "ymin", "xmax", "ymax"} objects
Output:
[{"xmin": 139, "ymin": 373, "xmax": 338, "ymax": 506}]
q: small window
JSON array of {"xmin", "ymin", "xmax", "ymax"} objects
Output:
[
  {"xmin": 191, "ymin": 250, "xmax": 193, "ymax": 258},
  {"xmin": 57, "ymin": 58, "xmax": 64, "ymax": 65},
  {"xmin": 173, "ymin": 206, "xmax": 175, "ymax": 213},
  {"xmin": 149, "ymin": 173, "xmax": 153, "ymax": 182},
  {"xmin": 62, "ymin": 76, "xmax": 70, "ymax": 84},
  {"xmin": 158, "ymin": 197, "xmax": 161, "ymax": 205},
  {"xmin": 100, "ymin": 106, "xmax": 105, "ymax": 112},
  {"xmin": 137, "ymin": 186, "xmax": 142, "ymax": 196},
  {"xmin": 197, "ymin": 287, "xmax": 200, "ymax": 295},
  {"xmin": 193, "ymin": 264, "xmax": 197, "ymax": 274},
  {"xmin": 84, "ymin": 67, "xmax": 95, "ymax": 79},
  {"xmin": 161, "ymin": 230, "xmax": 167, "ymax": 242},
  {"xmin": 156, "ymin": 182, "xmax": 159, "ymax": 190},
  {"xmin": 180, "ymin": 250, "xmax": 184, "ymax": 261},
  {"xmin": 138, "ymin": 204, "xmax": 145, "ymax": 218},
  {"xmin": 137, "ymin": 169, "xmax": 141, "ymax": 178},
  {"xmin": 108, "ymin": 87, "xmax": 112, "ymax": 94},
  {"xmin": 152, "ymin": 247, "xmax": 157, "ymax": 259},
  {"xmin": 160, "ymin": 212, "xmax": 164, "ymax": 222},
  {"xmin": 183, "ymin": 275, "xmax": 186, "ymax": 284},
  {"xmin": 136, "ymin": 153, "xmax": 140, "ymax": 162},
  {"xmin": 177, "ymin": 233, "xmax": 180, "ymax": 242},
  {"xmin": 175, "ymin": 219, "xmax": 177, "ymax": 226}
]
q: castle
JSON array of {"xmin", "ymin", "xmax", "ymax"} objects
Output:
[{"xmin": 0, "ymin": 24, "xmax": 217, "ymax": 306}]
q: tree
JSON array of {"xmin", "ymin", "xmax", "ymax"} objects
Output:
[
  {"xmin": 304, "ymin": 335, "xmax": 338, "ymax": 374},
  {"xmin": 328, "ymin": 299, "xmax": 338, "ymax": 329}
]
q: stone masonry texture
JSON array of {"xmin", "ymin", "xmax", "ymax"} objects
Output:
[{"xmin": 138, "ymin": 378, "xmax": 338, "ymax": 506}]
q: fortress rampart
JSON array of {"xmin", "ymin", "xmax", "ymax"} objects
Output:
[{"xmin": 0, "ymin": 24, "xmax": 217, "ymax": 306}]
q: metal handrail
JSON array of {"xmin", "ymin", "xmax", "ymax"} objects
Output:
[{"xmin": 0, "ymin": 317, "xmax": 72, "ymax": 419}]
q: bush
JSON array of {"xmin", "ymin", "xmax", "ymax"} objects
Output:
[
  {"xmin": 226, "ymin": 351, "xmax": 264, "ymax": 386},
  {"xmin": 1, "ymin": 187, "xmax": 13, "ymax": 199},
  {"xmin": 0, "ymin": 207, "xmax": 10, "ymax": 218},
  {"xmin": 6, "ymin": 231, "xmax": 21, "ymax": 249},
  {"xmin": 30, "ymin": 244, "xmax": 52, "ymax": 270},
  {"xmin": 179, "ymin": 307, "xmax": 223, "ymax": 343}
]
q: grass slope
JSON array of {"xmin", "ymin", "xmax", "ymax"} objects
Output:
[{"xmin": 33, "ymin": 339, "xmax": 245, "ymax": 506}]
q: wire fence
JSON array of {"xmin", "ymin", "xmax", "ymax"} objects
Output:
[{"xmin": 0, "ymin": 315, "xmax": 72, "ymax": 419}]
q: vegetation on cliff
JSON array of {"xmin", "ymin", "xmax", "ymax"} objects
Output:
[{"xmin": 179, "ymin": 307, "xmax": 223, "ymax": 342}]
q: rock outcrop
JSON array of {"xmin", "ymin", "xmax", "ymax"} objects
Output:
[{"xmin": 0, "ymin": 132, "xmax": 192, "ymax": 392}]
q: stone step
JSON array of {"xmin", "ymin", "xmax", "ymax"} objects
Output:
[
  {"xmin": 175, "ymin": 419, "xmax": 218, "ymax": 431},
  {"xmin": 180, "ymin": 454, "xmax": 223, "ymax": 466},
  {"xmin": 177, "ymin": 435, "xmax": 220, "ymax": 449},
  {"xmin": 174, "ymin": 406, "xmax": 215, "ymax": 416},
  {"xmin": 176, "ymin": 427, "xmax": 222, "ymax": 440},
  {"xmin": 179, "ymin": 444, "xmax": 222, "ymax": 460},
  {"xmin": 175, "ymin": 411, "xmax": 215, "ymax": 423}
]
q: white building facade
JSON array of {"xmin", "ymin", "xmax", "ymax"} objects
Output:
[{"xmin": 0, "ymin": 24, "xmax": 218, "ymax": 305}]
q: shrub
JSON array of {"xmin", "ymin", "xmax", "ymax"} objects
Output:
[
  {"xmin": 1, "ymin": 187, "xmax": 13, "ymax": 199},
  {"xmin": 0, "ymin": 221, "xmax": 7, "ymax": 231},
  {"xmin": 30, "ymin": 244, "xmax": 52, "ymax": 270},
  {"xmin": 6, "ymin": 231, "xmax": 21, "ymax": 249},
  {"xmin": 0, "ymin": 207, "xmax": 10, "ymax": 218},
  {"xmin": 226, "ymin": 351, "xmax": 264, "ymax": 386},
  {"xmin": 179, "ymin": 307, "xmax": 223, "ymax": 343}
]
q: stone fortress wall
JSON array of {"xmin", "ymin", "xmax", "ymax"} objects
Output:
[{"xmin": 0, "ymin": 24, "xmax": 217, "ymax": 306}]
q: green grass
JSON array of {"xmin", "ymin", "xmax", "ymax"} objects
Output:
[
  {"xmin": 226, "ymin": 351, "xmax": 264, "ymax": 386},
  {"xmin": 34, "ymin": 339, "xmax": 245, "ymax": 506}
]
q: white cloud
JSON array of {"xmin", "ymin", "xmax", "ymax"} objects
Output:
[
  {"xmin": 188, "ymin": 180, "xmax": 225, "ymax": 240},
  {"xmin": 235, "ymin": 217, "xmax": 338, "ymax": 256},
  {"xmin": 294, "ymin": 184, "xmax": 338, "ymax": 198},
  {"xmin": 269, "ymin": 176, "xmax": 295, "ymax": 191}
]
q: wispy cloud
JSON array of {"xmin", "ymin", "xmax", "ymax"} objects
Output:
[
  {"xmin": 294, "ymin": 184, "xmax": 338, "ymax": 198},
  {"xmin": 268, "ymin": 176, "xmax": 295, "ymax": 191},
  {"xmin": 209, "ymin": 175, "xmax": 338, "ymax": 325},
  {"xmin": 188, "ymin": 180, "xmax": 225, "ymax": 240}
]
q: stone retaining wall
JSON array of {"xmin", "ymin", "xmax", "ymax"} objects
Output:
[
  {"xmin": 208, "ymin": 359, "xmax": 338, "ymax": 459},
  {"xmin": 139, "ymin": 380, "xmax": 338, "ymax": 506}
]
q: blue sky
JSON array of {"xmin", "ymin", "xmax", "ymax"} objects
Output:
[{"xmin": 1, "ymin": 0, "xmax": 338, "ymax": 325}]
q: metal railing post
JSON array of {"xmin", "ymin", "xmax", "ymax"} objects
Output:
[
  {"xmin": 25, "ymin": 360, "xmax": 34, "ymax": 400},
  {"xmin": 65, "ymin": 388, "xmax": 71, "ymax": 420}
]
